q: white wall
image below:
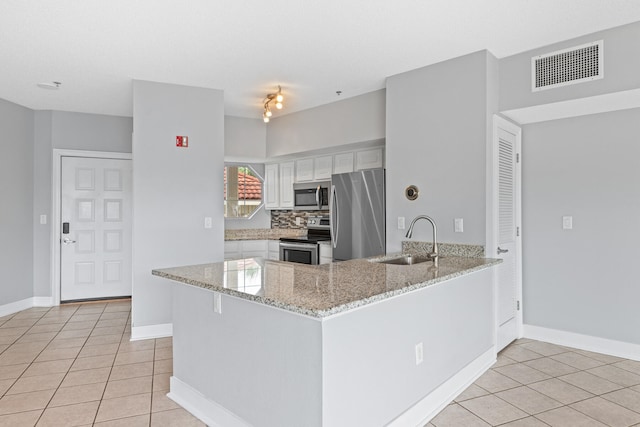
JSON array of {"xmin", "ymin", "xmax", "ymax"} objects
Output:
[
  {"xmin": 132, "ymin": 80, "xmax": 224, "ymax": 331},
  {"xmin": 266, "ymin": 90, "xmax": 385, "ymax": 158},
  {"xmin": 385, "ymin": 51, "xmax": 499, "ymax": 253},
  {"xmin": 522, "ymin": 108, "xmax": 640, "ymax": 345},
  {"xmin": 0, "ymin": 98, "xmax": 34, "ymax": 306},
  {"xmin": 32, "ymin": 111, "xmax": 133, "ymax": 298}
]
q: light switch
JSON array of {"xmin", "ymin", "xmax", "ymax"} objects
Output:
[
  {"xmin": 39, "ymin": 214, "xmax": 47, "ymax": 225},
  {"xmin": 562, "ymin": 216, "xmax": 573, "ymax": 230},
  {"xmin": 454, "ymin": 218, "xmax": 464, "ymax": 233},
  {"xmin": 204, "ymin": 217, "xmax": 212, "ymax": 229},
  {"xmin": 398, "ymin": 217, "xmax": 405, "ymax": 230}
]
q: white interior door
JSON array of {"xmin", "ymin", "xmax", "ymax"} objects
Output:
[
  {"xmin": 492, "ymin": 117, "xmax": 522, "ymax": 352},
  {"xmin": 61, "ymin": 156, "xmax": 132, "ymax": 301}
]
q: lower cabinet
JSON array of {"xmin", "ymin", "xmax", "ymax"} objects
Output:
[
  {"xmin": 268, "ymin": 240, "xmax": 280, "ymax": 260},
  {"xmin": 319, "ymin": 242, "xmax": 333, "ymax": 264},
  {"xmin": 224, "ymin": 240, "xmax": 270, "ymax": 260}
]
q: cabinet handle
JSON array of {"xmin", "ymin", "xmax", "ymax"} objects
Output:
[{"xmin": 497, "ymin": 247, "xmax": 509, "ymax": 254}]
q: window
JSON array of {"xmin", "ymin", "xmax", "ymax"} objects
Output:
[{"xmin": 224, "ymin": 164, "xmax": 264, "ymax": 219}]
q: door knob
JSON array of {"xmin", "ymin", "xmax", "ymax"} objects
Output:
[
  {"xmin": 63, "ymin": 237, "xmax": 76, "ymax": 244},
  {"xmin": 497, "ymin": 247, "xmax": 509, "ymax": 254}
]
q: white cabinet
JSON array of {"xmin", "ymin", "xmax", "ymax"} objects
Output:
[
  {"xmin": 265, "ymin": 162, "xmax": 294, "ymax": 210},
  {"xmin": 314, "ymin": 156, "xmax": 333, "ymax": 180},
  {"xmin": 295, "ymin": 159, "xmax": 314, "ymax": 182},
  {"xmin": 224, "ymin": 239, "xmax": 271, "ymax": 260},
  {"xmin": 319, "ymin": 241, "xmax": 333, "ymax": 264},
  {"xmin": 279, "ymin": 161, "xmax": 295, "ymax": 209},
  {"xmin": 268, "ymin": 240, "xmax": 280, "ymax": 260},
  {"xmin": 355, "ymin": 148, "xmax": 383, "ymax": 170},
  {"xmin": 333, "ymin": 152, "xmax": 354, "ymax": 174},
  {"xmin": 264, "ymin": 164, "xmax": 279, "ymax": 209}
]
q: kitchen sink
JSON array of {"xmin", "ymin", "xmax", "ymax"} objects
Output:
[{"xmin": 372, "ymin": 255, "xmax": 432, "ymax": 265}]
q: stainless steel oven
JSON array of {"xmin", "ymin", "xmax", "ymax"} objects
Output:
[
  {"xmin": 279, "ymin": 215, "xmax": 330, "ymax": 265},
  {"xmin": 279, "ymin": 241, "xmax": 319, "ymax": 265}
]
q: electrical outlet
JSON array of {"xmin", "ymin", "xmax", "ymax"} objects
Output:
[
  {"xmin": 398, "ymin": 217, "xmax": 405, "ymax": 230},
  {"xmin": 454, "ymin": 218, "xmax": 464, "ymax": 233},
  {"xmin": 213, "ymin": 293, "xmax": 222, "ymax": 314},
  {"xmin": 39, "ymin": 214, "xmax": 47, "ymax": 225},
  {"xmin": 562, "ymin": 216, "xmax": 573, "ymax": 230},
  {"xmin": 296, "ymin": 217, "xmax": 301, "ymax": 226},
  {"xmin": 415, "ymin": 342, "xmax": 424, "ymax": 365}
]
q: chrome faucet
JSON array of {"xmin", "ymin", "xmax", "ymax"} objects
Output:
[{"xmin": 406, "ymin": 215, "xmax": 439, "ymax": 262}]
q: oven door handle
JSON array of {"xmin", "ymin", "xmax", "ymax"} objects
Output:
[{"xmin": 279, "ymin": 242, "xmax": 319, "ymax": 250}]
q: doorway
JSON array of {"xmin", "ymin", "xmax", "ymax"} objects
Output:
[{"xmin": 52, "ymin": 150, "xmax": 132, "ymax": 304}]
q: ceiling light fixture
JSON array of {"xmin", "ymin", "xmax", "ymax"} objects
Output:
[
  {"xmin": 37, "ymin": 81, "xmax": 62, "ymax": 90},
  {"xmin": 263, "ymin": 85, "xmax": 284, "ymax": 123}
]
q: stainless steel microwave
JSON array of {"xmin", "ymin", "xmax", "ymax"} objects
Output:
[{"xmin": 293, "ymin": 181, "xmax": 330, "ymax": 210}]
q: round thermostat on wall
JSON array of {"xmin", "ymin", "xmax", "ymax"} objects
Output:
[{"xmin": 405, "ymin": 185, "xmax": 419, "ymax": 201}]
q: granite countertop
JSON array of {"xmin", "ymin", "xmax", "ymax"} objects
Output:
[
  {"xmin": 225, "ymin": 228, "xmax": 306, "ymax": 241},
  {"xmin": 152, "ymin": 254, "xmax": 501, "ymax": 319}
]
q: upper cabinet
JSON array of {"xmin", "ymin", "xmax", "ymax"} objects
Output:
[
  {"xmin": 314, "ymin": 156, "xmax": 333, "ymax": 180},
  {"xmin": 333, "ymin": 152, "xmax": 354, "ymax": 175},
  {"xmin": 295, "ymin": 159, "xmax": 314, "ymax": 182},
  {"xmin": 264, "ymin": 164, "xmax": 280, "ymax": 209},
  {"xmin": 355, "ymin": 148, "xmax": 383, "ymax": 170},
  {"xmin": 279, "ymin": 161, "xmax": 295, "ymax": 209}
]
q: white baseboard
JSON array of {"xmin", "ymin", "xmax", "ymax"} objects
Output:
[
  {"xmin": 389, "ymin": 346, "xmax": 496, "ymax": 427},
  {"xmin": 33, "ymin": 297, "xmax": 54, "ymax": 307},
  {"xmin": 523, "ymin": 324, "xmax": 640, "ymax": 362},
  {"xmin": 130, "ymin": 323, "xmax": 173, "ymax": 341},
  {"xmin": 168, "ymin": 376, "xmax": 251, "ymax": 427},
  {"xmin": 0, "ymin": 298, "xmax": 37, "ymax": 317}
]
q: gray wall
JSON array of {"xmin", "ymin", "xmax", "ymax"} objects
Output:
[
  {"xmin": 0, "ymin": 98, "xmax": 34, "ymax": 305},
  {"xmin": 32, "ymin": 111, "xmax": 132, "ymax": 298},
  {"xmin": 224, "ymin": 116, "xmax": 266, "ymax": 161},
  {"xmin": 132, "ymin": 80, "xmax": 224, "ymax": 329},
  {"xmin": 266, "ymin": 90, "xmax": 385, "ymax": 157},
  {"xmin": 500, "ymin": 21, "xmax": 640, "ymax": 112},
  {"xmin": 385, "ymin": 51, "xmax": 498, "ymax": 253},
  {"xmin": 522, "ymin": 108, "xmax": 640, "ymax": 345}
]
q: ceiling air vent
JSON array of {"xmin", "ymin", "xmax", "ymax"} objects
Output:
[{"xmin": 532, "ymin": 40, "xmax": 603, "ymax": 92}]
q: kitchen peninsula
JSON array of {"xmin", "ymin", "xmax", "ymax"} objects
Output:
[{"xmin": 153, "ymin": 253, "xmax": 501, "ymax": 426}]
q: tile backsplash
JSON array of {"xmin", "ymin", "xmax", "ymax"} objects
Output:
[{"xmin": 270, "ymin": 210, "xmax": 329, "ymax": 229}]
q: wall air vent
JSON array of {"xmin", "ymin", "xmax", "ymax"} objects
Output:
[{"xmin": 532, "ymin": 40, "xmax": 603, "ymax": 92}]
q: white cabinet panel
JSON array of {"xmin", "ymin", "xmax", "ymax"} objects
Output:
[
  {"xmin": 279, "ymin": 162, "xmax": 295, "ymax": 209},
  {"xmin": 295, "ymin": 159, "xmax": 314, "ymax": 182},
  {"xmin": 319, "ymin": 242, "xmax": 333, "ymax": 264},
  {"xmin": 314, "ymin": 156, "xmax": 333, "ymax": 180},
  {"xmin": 268, "ymin": 240, "xmax": 280, "ymax": 260},
  {"xmin": 355, "ymin": 148, "xmax": 383, "ymax": 170},
  {"xmin": 265, "ymin": 164, "xmax": 279, "ymax": 210},
  {"xmin": 224, "ymin": 241, "xmax": 241, "ymax": 260},
  {"xmin": 333, "ymin": 152, "xmax": 354, "ymax": 174}
]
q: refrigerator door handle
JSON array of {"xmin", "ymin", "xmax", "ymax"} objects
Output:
[{"xmin": 330, "ymin": 184, "xmax": 339, "ymax": 249}]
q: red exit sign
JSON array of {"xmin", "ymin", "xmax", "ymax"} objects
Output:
[{"xmin": 176, "ymin": 136, "xmax": 189, "ymax": 147}]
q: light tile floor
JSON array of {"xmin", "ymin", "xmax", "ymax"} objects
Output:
[
  {"xmin": 0, "ymin": 299, "xmax": 204, "ymax": 426},
  {"xmin": 428, "ymin": 338, "xmax": 640, "ymax": 427},
  {"xmin": 1, "ymin": 300, "xmax": 639, "ymax": 426}
]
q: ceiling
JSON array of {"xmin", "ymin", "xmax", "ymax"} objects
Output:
[{"xmin": 2, "ymin": 0, "xmax": 640, "ymax": 119}]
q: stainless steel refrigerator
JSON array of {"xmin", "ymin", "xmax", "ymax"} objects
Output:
[{"xmin": 330, "ymin": 168, "xmax": 385, "ymax": 261}]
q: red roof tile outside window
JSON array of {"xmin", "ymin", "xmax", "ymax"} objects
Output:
[{"xmin": 224, "ymin": 166, "xmax": 263, "ymax": 218}]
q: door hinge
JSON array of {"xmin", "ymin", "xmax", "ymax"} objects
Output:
[
  {"xmin": 517, "ymin": 300, "xmax": 520, "ymax": 311},
  {"xmin": 516, "ymin": 153, "xmax": 520, "ymax": 163},
  {"xmin": 516, "ymin": 226, "xmax": 520, "ymax": 237}
]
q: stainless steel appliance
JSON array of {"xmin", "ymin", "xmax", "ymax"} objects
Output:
[
  {"xmin": 293, "ymin": 182, "xmax": 330, "ymax": 210},
  {"xmin": 279, "ymin": 215, "xmax": 331, "ymax": 264},
  {"xmin": 330, "ymin": 169, "xmax": 385, "ymax": 261}
]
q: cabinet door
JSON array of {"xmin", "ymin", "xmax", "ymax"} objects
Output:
[
  {"xmin": 242, "ymin": 240, "xmax": 268, "ymax": 259},
  {"xmin": 314, "ymin": 156, "xmax": 333, "ymax": 180},
  {"xmin": 295, "ymin": 159, "xmax": 314, "ymax": 182},
  {"xmin": 355, "ymin": 148, "xmax": 383, "ymax": 170},
  {"xmin": 224, "ymin": 241, "xmax": 241, "ymax": 260},
  {"xmin": 264, "ymin": 164, "xmax": 279, "ymax": 209},
  {"xmin": 319, "ymin": 242, "xmax": 333, "ymax": 264},
  {"xmin": 333, "ymin": 152, "xmax": 354, "ymax": 174},
  {"xmin": 279, "ymin": 162, "xmax": 295, "ymax": 209},
  {"xmin": 268, "ymin": 240, "xmax": 280, "ymax": 260}
]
